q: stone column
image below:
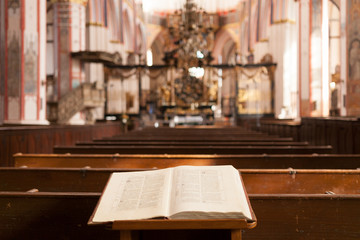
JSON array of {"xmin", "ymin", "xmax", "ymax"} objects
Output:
[
  {"xmin": 298, "ymin": 0, "xmax": 311, "ymax": 117},
  {"xmin": 345, "ymin": 0, "xmax": 360, "ymax": 116},
  {"xmin": 1, "ymin": 0, "xmax": 47, "ymax": 124},
  {"xmin": 51, "ymin": 0, "xmax": 87, "ymax": 123},
  {"xmin": 0, "ymin": 1, "xmax": 5, "ymax": 124},
  {"xmin": 298, "ymin": 0, "xmax": 330, "ymax": 117},
  {"xmin": 52, "ymin": 0, "xmax": 87, "ymax": 98}
]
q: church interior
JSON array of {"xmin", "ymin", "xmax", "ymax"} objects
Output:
[{"xmin": 1, "ymin": 0, "xmax": 360, "ymax": 239}]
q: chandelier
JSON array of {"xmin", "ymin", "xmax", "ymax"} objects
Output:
[{"xmin": 163, "ymin": 0, "xmax": 215, "ymax": 69}]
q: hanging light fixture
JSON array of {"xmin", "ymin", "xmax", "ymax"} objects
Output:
[{"xmin": 163, "ymin": 0, "xmax": 215, "ymax": 69}]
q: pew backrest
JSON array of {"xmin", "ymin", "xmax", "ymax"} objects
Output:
[
  {"xmin": 52, "ymin": 145, "xmax": 333, "ymax": 155},
  {"xmin": 14, "ymin": 153, "xmax": 360, "ymax": 169},
  {"xmin": 2, "ymin": 167, "xmax": 360, "ymax": 194}
]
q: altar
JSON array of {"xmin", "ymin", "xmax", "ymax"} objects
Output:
[{"xmin": 160, "ymin": 104, "xmax": 215, "ymax": 126}]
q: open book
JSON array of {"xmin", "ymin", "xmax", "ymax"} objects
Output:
[{"xmin": 90, "ymin": 165, "xmax": 255, "ymax": 223}]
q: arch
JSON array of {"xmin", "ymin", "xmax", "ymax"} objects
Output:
[
  {"xmin": 151, "ymin": 39, "xmax": 165, "ymax": 65},
  {"xmin": 212, "ymin": 28, "xmax": 237, "ymax": 64},
  {"xmin": 107, "ymin": 0, "xmax": 121, "ymax": 41},
  {"xmin": 145, "ymin": 24, "xmax": 163, "ymax": 50},
  {"xmin": 136, "ymin": 24, "xmax": 146, "ymax": 54},
  {"xmin": 123, "ymin": 9, "xmax": 134, "ymax": 51},
  {"xmin": 222, "ymin": 38, "xmax": 237, "ymax": 65},
  {"xmin": 330, "ymin": 0, "xmax": 340, "ymax": 9},
  {"xmin": 149, "ymin": 29, "xmax": 168, "ymax": 65}
]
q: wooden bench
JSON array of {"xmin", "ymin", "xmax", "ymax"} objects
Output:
[
  {"xmin": 97, "ymin": 136, "xmax": 295, "ymax": 141},
  {"xmin": 245, "ymin": 194, "xmax": 359, "ymax": 239},
  {"xmin": 53, "ymin": 145, "xmax": 333, "ymax": 155},
  {"xmin": 0, "ymin": 167, "xmax": 149, "ymax": 192},
  {"xmin": 116, "ymin": 129, "xmax": 270, "ymax": 139},
  {"xmin": 93, "ymin": 137, "xmax": 295, "ymax": 142},
  {"xmin": 0, "ymin": 191, "xmax": 120, "ymax": 240},
  {"xmin": 2, "ymin": 191, "xmax": 358, "ymax": 240},
  {"xmin": 120, "ymin": 132, "xmax": 268, "ymax": 137},
  {"xmin": 4, "ymin": 126, "xmax": 355, "ymax": 239},
  {"xmin": 14, "ymin": 153, "xmax": 360, "ymax": 169},
  {"xmin": 76, "ymin": 127, "xmax": 330, "ymax": 155},
  {"xmin": 121, "ymin": 127, "xmax": 266, "ymax": 135},
  {"xmin": 1, "ymin": 168, "xmax": 359, "ymax": 239},
  {"xmin": 99, "ymin": 127, "xmax": 292, "ymax": 142},
  {"xmin": 76, "ymin": 141, "xmax": 310, "ymax": 147},
  {"xmin": 254, "ymin": 117, "xmax": 360, "ymax": 154},
  {"xmin": 0, "ymin": 122, "xmax": 123, "ymax": 167},
  {"xmin": 1, "ymin": 167, "xmax": 360, "ymax": 194}
]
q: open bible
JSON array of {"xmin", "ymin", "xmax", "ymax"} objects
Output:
[{"xmin": 89, "ymin": 165, "xmax": 255, "ymax": 223}]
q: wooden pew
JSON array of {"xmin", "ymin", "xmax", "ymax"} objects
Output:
[
  {"xmin": 254, "ymin": 117, "xmax": 360, "ymax": 154},
  {"xmin": 93, "ymin": 137, "xmax": 295, "ymax": 143},
  {"xmin": 1, "ymin": 168, "xmax": 359, "ymax": 239},
  {"xmin": 52, "ymin": 145, "xmax": 333, "ymax": 155},
  {"xmin": 0, "ymin": 167, "xmax": 149, "ymax": 192},
  {"xmin": 121, "ymin": 132, "xmax": 268, "ymax": 137},
  {"xmin": 125, "ymin": 129, "xmax": 262, "ymax": 134},
  {"xmin": 2, "ymin": 191, "xmax": 358, "ymax": 240},
  {"xmin": 117, "ymin": 129, "xmax": 270, "ymax": 139},
  {"xmin": 121, "ymin": 127, "xmax": 265, "ymax": 135},
  {"xmin": 0, "ymin": 168, "xmax": 141, "ymax": 240},
  {"xmin": 5, "ymin": 125, "xmax": 354, "ymax": 239},
  {"xmin": 14, "ymin": 153, "xmax": 360, "ymax": 169},
  {"xmin": 0, "ymin": 122, "xmax": 123, "ymax": 167},
  {"xmin": 76, "ymin": 141, "xmax": 310, "ymax": 147},
  {"xmin": 96, "ymin": 126, "xmax": 295, "ymax": 144},
  {"xmin": 0, "ymin": 191, "xmax": 120, "ymax": 240},
  {"xmin": 0, "ymin": 191, "xmax": 233, "ymax": 240},
  {"xmin": 79, "ymin": 128, "xmax": 329, "ymax": 154},
  {"xmin": 2, "ymin": 168, "xmax": 360, "ymax": 194},
  {"xmin": 245, "ymin": 194, "xmax": 360, "ymax": 239},
  {"xmin": 97, "ymin": 136, "xmax": 295, "ymax": 141}
]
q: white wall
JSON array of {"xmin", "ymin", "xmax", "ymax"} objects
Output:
[
  {"xmin": 252, "ymin": 1, "xmax": 299, "ymax": 119},
  {"xmin": 253, "ymin": 21, "xmax": 298, "ymax": 118}
]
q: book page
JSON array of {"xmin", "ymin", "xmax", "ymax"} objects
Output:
[
  {"xmin": 91, "ymin": 168, "xmax": 172, "ymax": 222},
  {"xmin": 168, "ymin": 165, "xmax": 252, "ymax": 220}
]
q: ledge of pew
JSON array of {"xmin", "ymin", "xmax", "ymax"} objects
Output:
[{"xmin": 13, "ymin": 153, "xmax": 360, "ymax": 170}]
